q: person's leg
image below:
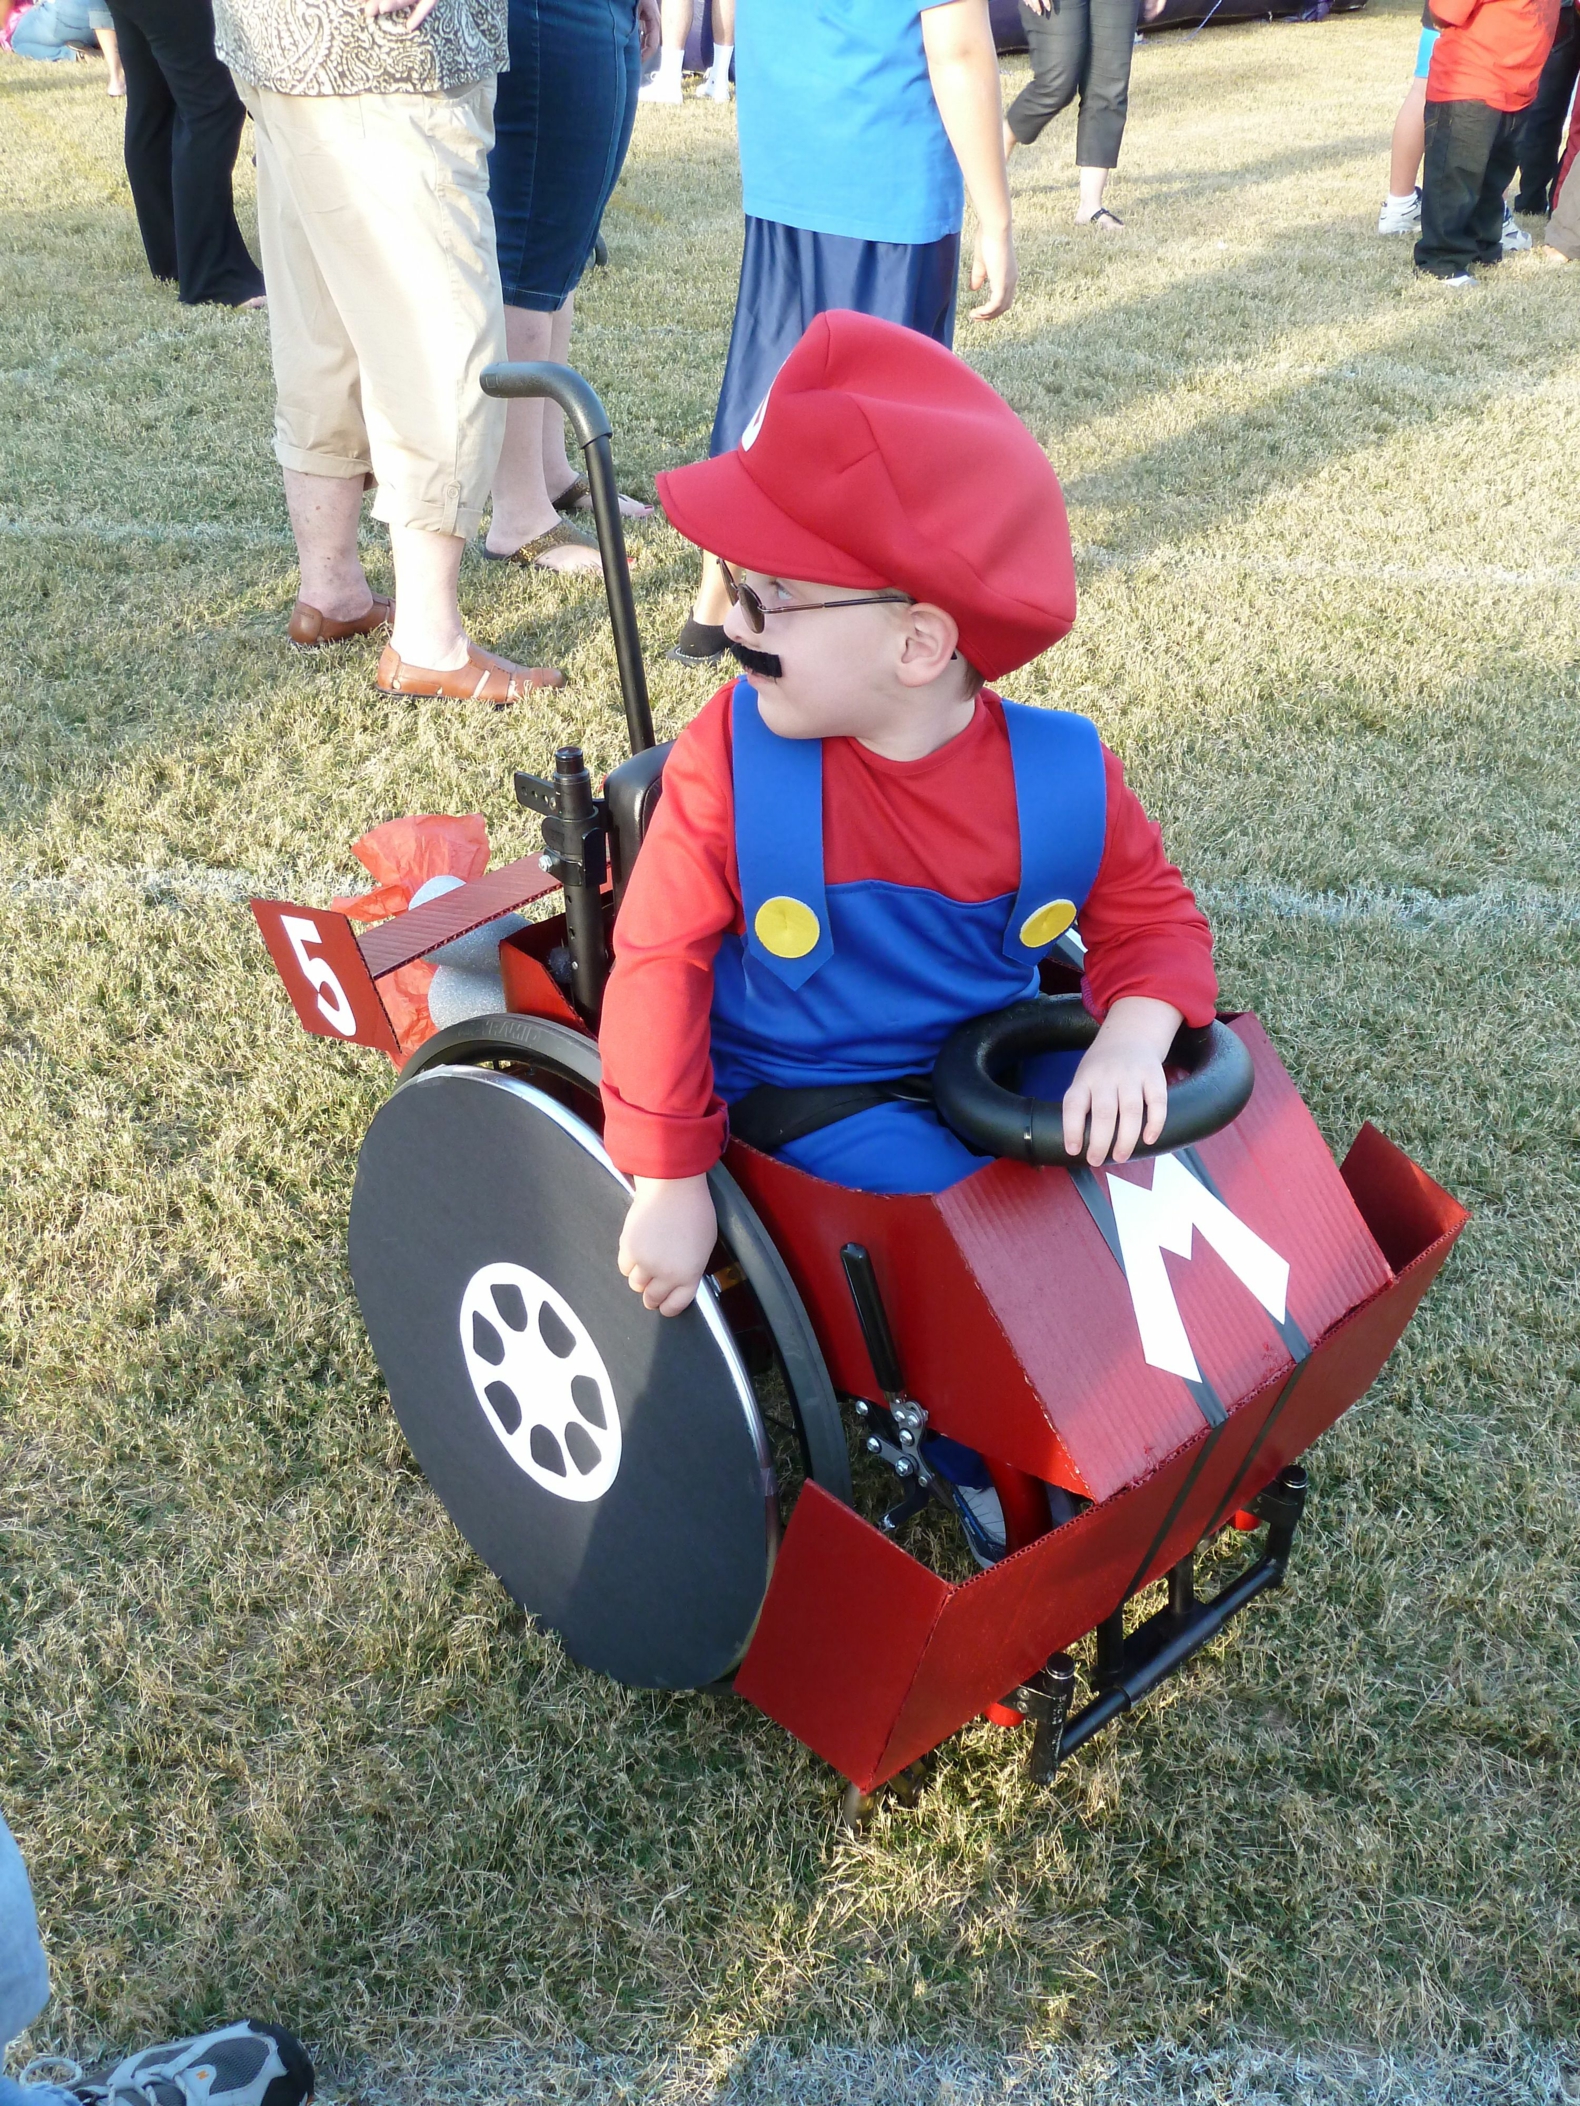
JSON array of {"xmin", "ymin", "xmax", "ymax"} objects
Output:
[
  {"xmin": 111, "ymin": 0, "xmax": 263, "ymax": 304},
  {"xmin": 1545, "ymin": 145, "xmax": 1580, "ymax": 253},
  {"xmin": 1416, "ymin": 98, "xmax": 1495, "ymax": 275},
  {"xmin": 242, "ymin": 84, "xmax": 380, "ymax": 630},
  {"xmin": 1073, "ymin": 0, "xmax": 1140, "ymax": 223},
  {"xmin": 1473, "ymin": 108, "xmax": 1522, "ymax": 263},
  {"xmin": 1390, "ymin": 66, "xmax": 1430, "ymax": 195},
  {"xmin": 1514, "ymin": 5, "xmax": 1579, "ymax": 211},
  {"xmin": 9, "ymin": 2, "xmax": 88, "ymax": 60},
  {"xmin": 94, "ymin": 21, "xmax": 125, "ymax": 92},
  {"xmin": 105, "ymin": 2, "xmax": 178, "ymax": 283},
  {"xmin": 0, "ymin": 1812, "xmax": 50, "ymax": 2056},
  {"xmin": 638, "ymin": 0, "xmax": 689, "ymax": 99},
  {"xmin": 487, "ymin": 303, "xmax": 602, "ymax": 566},
  {"xmin": 1005, "ymin": 0, "xmax": 1083, "ymax": 151},
  {"xmin": 706, "ymin": 0, "xmax": 733, "ymax": 98}
]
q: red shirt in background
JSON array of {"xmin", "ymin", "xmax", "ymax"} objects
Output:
[
  {"xmin": 1427, "ymin": 0, "xmax": 1559, "ymax": 109},
  {"xmin": 598, "ymin": 685, "xmax": 1219, "ymax": 1181}
]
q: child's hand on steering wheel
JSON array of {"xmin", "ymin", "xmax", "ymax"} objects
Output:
[
  {"xmin": 1062, "ymin": 995, "xmax": 1183, "ymax": 1166},
  {"xmin": 618, "ymin": 1174, "xmax": 718, "ymax": 1316}
]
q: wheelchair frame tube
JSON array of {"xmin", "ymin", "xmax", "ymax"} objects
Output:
[{"xmin": 481, "ymin": 360, "xmax": 656, "ymax": 758}]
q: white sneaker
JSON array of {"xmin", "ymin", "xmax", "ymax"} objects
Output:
[
  {"xmin": 705, "ymin": 68, "xmax": 731, "ymax": 100},
  {"xmin": 1502, "ymin": 205, "xmax": 1533, "ymax": 252},
  {"xmin": 637, "ymin": 75, "xmax": 683, "ymax": 103},
  {"xmin": 1439, "ymin": 271, "xmax": 1478, "ymax": 286},
  {"xmin": 1378, "ymin": 186, "xmax": 1422, "ymax": 234}
]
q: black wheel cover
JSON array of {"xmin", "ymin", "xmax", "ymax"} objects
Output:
[
  {"xmin": 932, "ymin": 993, "xmax": 1254, "ymax": 1167},
  {"xmin": 349, "ymin": 1064, "xmax": 777, "ymax": 1688}
]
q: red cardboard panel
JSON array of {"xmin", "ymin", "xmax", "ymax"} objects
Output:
[
  {"xmin": 733, "ymin": 1482, "xmax": 951, "ymax": 1788},
  {"xmin": 253, "ymin": 899, "xmax": 400, "ymax": 1057},
  {"xmin": 737, "ymin": 1122, "xmax": 1467, "ymax": 1791},
  {"xmin": 357, "ymin": 855, "xmax": 560, "ymax": 978},
  {"xmin": 726, "ymin": 1148, "xmax": 1087, "ymax": 1486}
]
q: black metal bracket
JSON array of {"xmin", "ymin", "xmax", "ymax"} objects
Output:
[
  {"xmin": 1025, "ymin": 1464, "xmax": 1309, "ymax": 1785},
  {"xmin": 513, "ymin": 746, "xmax": 609, "ymax": 1021},
  {"xmin": 851, "ymin": 1395, "xmax": 940, "ymax": 1534}
]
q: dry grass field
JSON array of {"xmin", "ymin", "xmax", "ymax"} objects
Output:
[{"xmin": 2, "ymin": 7, "xmax": 1578, "ymax": 2101}]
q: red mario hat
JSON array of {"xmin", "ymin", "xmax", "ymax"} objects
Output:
[{"xmin": 656, "ymin": 311, "xmax": 1076, "ymax": 681}]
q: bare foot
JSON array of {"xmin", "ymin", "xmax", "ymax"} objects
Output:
[
  {"xmin": 533, "ymin": 537, "xmax": 604, "ymax": 575},
  {"xmin": 238, "ymin": 294, "xmax": 268, "ymax": 310},
  {"xmin": 1535, "ymin": 242, "xmax": 1570, "ymax": 265},
  {"xmin": 554, "ymin": 479, "xmax": 653, "ymax": 520}
]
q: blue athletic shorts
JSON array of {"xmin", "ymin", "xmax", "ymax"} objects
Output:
[{"xmin": 711, "ymin": 215, "xmax": 961, "ymax": 456}]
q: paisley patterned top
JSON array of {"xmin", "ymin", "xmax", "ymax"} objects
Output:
[{"xmin": 214, "ymin": 0, "xmax": 508, "ymax": 95}]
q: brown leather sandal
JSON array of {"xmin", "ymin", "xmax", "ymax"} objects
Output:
[
  {"xmin": 289, "ymin": 594, "xmax": 393, "ymax": 647},
  {"xmin": 376, "ymin": 640, "xmax": 565, "ymax": 708}
]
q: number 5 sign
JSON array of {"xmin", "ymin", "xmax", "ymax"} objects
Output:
[{"xmin": 251, "ymin": 899, "xmax": 400, "ymax": 1058}]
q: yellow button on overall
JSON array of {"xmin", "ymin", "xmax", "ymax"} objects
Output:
[
  {"xmin": 754, "ymin": 895, "xmax": 821, "ymax": 959},
  {"xmin": 1019, "ymin": 897, "xmax": 1077, "ymax": 948}
]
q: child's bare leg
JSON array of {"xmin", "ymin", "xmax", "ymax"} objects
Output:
[{"xmin": 1390, "ymin": 76, "xmax": 1428, "ymax": 197}]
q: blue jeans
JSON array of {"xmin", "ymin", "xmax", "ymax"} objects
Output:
[
  {"xmin": 0, "ymin": 1813, "xmax": 73, "ymax": 2106},
  {"xmin": 9, "ymin": 0, "xmax": 113, "ymax": 59}
]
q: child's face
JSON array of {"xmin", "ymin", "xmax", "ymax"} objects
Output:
[{"xmin": 721, "ymin": 567, "xmax": 970, "ymax": 751}]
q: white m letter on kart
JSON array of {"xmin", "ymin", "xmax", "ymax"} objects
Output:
[{"xmin": 1106, "ymin": 1155, "xmax": 1290, "ymax": 1383}]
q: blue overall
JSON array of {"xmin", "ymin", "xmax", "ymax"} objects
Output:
[{"xmin": 714, "ymin": 681, "xmax": 1108, "ymax": 1195}]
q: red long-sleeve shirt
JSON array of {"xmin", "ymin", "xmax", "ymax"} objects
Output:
[{"xmin": 599, "ymin": 685, "xmax": 1218, "ymax": 1179}]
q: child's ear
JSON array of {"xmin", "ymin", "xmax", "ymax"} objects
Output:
[{"xmin": 895, "ymin": 600, "xmax": 961, "ymax": 688}]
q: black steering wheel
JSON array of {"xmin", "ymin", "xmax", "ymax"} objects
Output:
[{"xmin": 932, "ymin": 994, "xmax": 1254, "ymax": 1168}]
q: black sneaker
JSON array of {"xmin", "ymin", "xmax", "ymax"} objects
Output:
[
  {"xmin": 64, "ymin": 2022, "xmax": 313, "ymax": 2106},
  {"xmin": 668, "ymin": 618, "xmax": 728, "ymax": 665}
]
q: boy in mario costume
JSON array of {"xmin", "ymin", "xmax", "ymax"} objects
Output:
[{"xmin": 600, "ymin": 312, "xmax": 1216, "ymax": 1411}]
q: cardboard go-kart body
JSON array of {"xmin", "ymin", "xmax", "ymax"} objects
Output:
[{"xmin": 252, "ymin": 364, "xmax": 1466, "ymax": 1807}]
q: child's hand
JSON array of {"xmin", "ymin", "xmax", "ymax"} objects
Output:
[
  {"xmin": 1061, "ymin": 996, "xmax": 1184, "ymax": 1167},
  {"xmin": 617, "ymin": 1174, "xmax": 718, "ymax": 1316}
]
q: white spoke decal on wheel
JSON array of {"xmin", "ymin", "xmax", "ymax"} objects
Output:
[{"xmin": 458, "ymin": 1262, "xmax": 622, "ymax": 1501}]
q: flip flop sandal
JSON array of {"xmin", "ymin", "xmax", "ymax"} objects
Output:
[
  {"xmin": 480, "ymin": 518, "xmax": 602, "ymax": 569},
  {"xmin": 1080, "ymin": 206, "xmax": 1125, "ymax": 231}
]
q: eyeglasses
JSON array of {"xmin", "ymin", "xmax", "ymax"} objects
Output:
[{"xmin": 719, "ymin": 561, "xmax": 912, "ymax": 635}]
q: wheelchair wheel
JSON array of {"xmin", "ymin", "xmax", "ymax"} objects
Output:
[{"xmin": 350, "ymin": 1017, "xmax": 848, "ymax": 1691}]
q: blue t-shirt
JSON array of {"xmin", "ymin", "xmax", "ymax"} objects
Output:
[{"xmin": 735, "ymin": 0, "xmax": 966, "ymax": 247}]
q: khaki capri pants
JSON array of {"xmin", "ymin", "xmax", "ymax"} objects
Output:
[{"xmin": 239, "ymin": 77, "xmax": 506, "ymax": 539}]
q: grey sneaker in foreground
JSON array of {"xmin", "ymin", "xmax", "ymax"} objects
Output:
[
  {"xmin": 1502, "ymin": 205, "xmax": 1533, "ymax": 252},
  {"xmin": 73, "ymin": 2022, "xmax": 313, "ymax": 2106}
]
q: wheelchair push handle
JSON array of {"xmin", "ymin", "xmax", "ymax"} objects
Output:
[
  {"xmin": 932, "ymin": 993, "xmax": 1254, "ymax": 1169},
  {"xmin": 481, "ymin": 359, "xmax": 655, "ymax": 759}
]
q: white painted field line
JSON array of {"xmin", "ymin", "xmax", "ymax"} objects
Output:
[
  {"xmin": 2, "ymin": 515, "xmax": 1573, "ymax": 593},
  {"xmin": 340, "ymin": 2035, "xmax": 1576, "ymax": 2106},
  {"xmin": 0, "ymin": 515, "xmax": 295, "ymax": 551},
  {"xmin": 6, "ymin": 863, "xmax": 1577, "ymax": 939},
  {"xmin": 1079, "ymin": 545, "xmax": 1580, "ymax": 592},
  {"xmin": 1199, "ymin": 878, "xmax": 1580, "ymax": 931}
]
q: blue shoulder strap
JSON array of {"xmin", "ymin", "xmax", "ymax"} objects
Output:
[
  {"xmin": 731, "ymin": 679, "xmax": 834, "ymax": 989},
  {"xmin": 999, "ymin": 701, "xmax": 1108, "ymax": 966}
]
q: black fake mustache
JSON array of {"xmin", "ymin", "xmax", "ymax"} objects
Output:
[{"xmin": 727, "ymin": 639, "xmax": 784, "ymax": 681}]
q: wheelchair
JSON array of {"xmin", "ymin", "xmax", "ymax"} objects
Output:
[{"xmin": 252, "ymin": 365, "xmax": 1468, "ymax": 1820}]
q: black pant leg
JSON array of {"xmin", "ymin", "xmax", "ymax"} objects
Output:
[
  {"xmin": 1416, "ymin": 98, "xmax": 1502, "ymax": 274},
  {"xmin": 1474, "ymin": 108, "xmax": 1523, "ymax": 261},
  {"xmin": 1006, "ymin": 0, "xmax": 1090, "ymax": 146},
  {"xmin": 1514, "ymin": 6, "xmax": 1579, "ymax": 211},
  {"xmin": 1072, "ymin": 0, "xmax": 1142, "ymax": 167},
  {"xmin": 107, "ymin": 1, "xmax": 179, "ymax": 283},
  {"xmin": 110, "ymin": 0, "xmax": 263, "ymax": 305}
]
